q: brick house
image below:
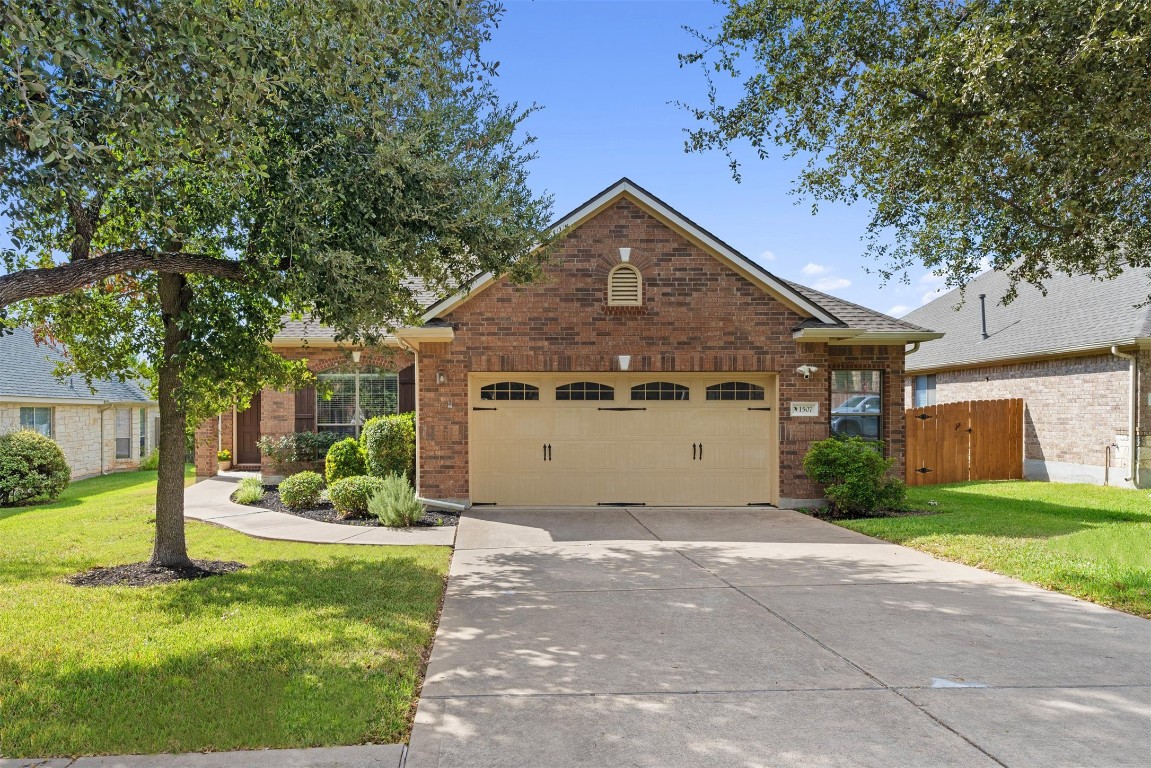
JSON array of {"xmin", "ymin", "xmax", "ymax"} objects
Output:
[
  {"xmin": 196, "ymin": 179, "xmax": 938, "ymax": 506},
  {"xmin": 0, "ymin": 326, "xmax": 159, "ymax": 479},
  {"xmin": 903, "ymin": 267, "xmax": 1151, "ymax": 487}
]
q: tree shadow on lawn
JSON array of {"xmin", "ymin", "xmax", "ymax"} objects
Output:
[
  {"xmin": 891, "ymin": 482, "xmax": 1151, "ymax": 540},
  {"xmin": 0, "ymin": 556, "xmax": 446, "ymax": 758},
  {"xmin": 0, "ymin": 470, "xmax": 160, "ymax": 522}
]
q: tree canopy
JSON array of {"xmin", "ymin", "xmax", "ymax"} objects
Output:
[
  {"xmin": 1, "ymin": 0, "xmax": 552, "ymax": 567},
  {"xmin": 683, "ymin": 0, "xmax": 1151, "ymax": 298}
]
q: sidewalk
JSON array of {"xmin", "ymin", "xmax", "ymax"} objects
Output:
[
  {"xmin": 184, "ymin": 475, "xmax": 455, "ymax": 547},
  {"xmin": 0, "ymin": 744, "xmax": 405, "ymax": 768}
]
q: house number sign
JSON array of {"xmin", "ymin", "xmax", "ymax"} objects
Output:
[{"xmin": 790, "ymin": 402, "xmax": 819, "ymax": 417}]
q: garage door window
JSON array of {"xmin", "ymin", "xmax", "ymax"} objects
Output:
[
  {"xmin": 631, "ymin": 381, "xmax": 690, "ymax": 401},
  {"xmin": 831, "ymin": 370, "xmax": 882, "ymax": 441},
  {"xmin": 480, "ymin": 381, "xmax": 540, "ymax": 401},
  {"xmin": 556, "ymin": 381, "xmax": 614, "ymax": 401},
  {"xmin": 706, "ymin": 381, "xmax": 765, "ymax": 401}
]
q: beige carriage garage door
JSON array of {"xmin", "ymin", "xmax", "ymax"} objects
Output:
[{"xmin": 469, "ymin": 373, "xmax": 778, "ymax": 506}]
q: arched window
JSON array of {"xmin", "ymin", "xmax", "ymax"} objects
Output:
[
  {"xmin": 480, "ymin": 381, "xmax": 540, "ymax": 401},
  {"xmin": 608, "ymin": 264, "xmax": 642, "ymax": 306},
  {"xmin": 631, "ymin": 381, "xmax": 690, "ymax": 401},
  {"xmin": 706, "ymin": 381, "xmax": 766, "ymax": 401},
  {"xmin": 317, "ymin": 366, "xmax": 398, "ymax": 437},
  {"xmin": 556, "ymin": 381, "xmax": 615, "ymax": 401}
]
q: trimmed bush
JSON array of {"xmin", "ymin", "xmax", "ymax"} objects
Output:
[
  {"xmin": 325, "ymin": 438, "xmax": 367, "ymax": 483},
  {"xmin": 232, "ymin": 475, "xmax": 266, "ymax": 505},
  {"xmin": 256, "ymin": 431, "xmax": 343, "ymax": 474},
  {"xmin": 0, "ymin": 429, "xmax": 71, "ymax": 506},
  {"xmin": 361, "ymin": 413, "xmax": 416, "ymax": 481},
  {"xmin": 328, "ymin": 475, "xmax": 386, "ymax": 518},
  {"xmin": 803, "ymin": 436, "xmax": 905, "ymax": 516},
  {"xmin": 278, "ymin": 470, "xmax": 325, "ymax": 511},
  {"xmin": 139, "ymin": 449, "xmax": 160, "ymax": 471},
  {"xmin": 368, "ymin": 473, "xmax": 425, "ymax": 527}
]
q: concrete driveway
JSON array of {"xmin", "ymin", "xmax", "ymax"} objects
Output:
[{"xmin": 407, "ymin": 507, "xmax": 1151, "ymax": 767}]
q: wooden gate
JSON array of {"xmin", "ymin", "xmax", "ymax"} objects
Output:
[{"xmin": 905, "ymin": 398, "xmax": 1023, "ymax": 485}]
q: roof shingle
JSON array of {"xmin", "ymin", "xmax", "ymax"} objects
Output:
[{"xmin": 0, "ymin": 327, "xmax": 154, "ymax": 403}]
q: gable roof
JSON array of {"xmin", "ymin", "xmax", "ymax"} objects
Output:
[
  {"xmin": 0, "ymin": 327, "xmax": 155, "ymax": 404},
  {"xmin": 903, "ymin": 267, "xmax": 1151, "ymax": 372},
  {"xmin": 421, "ymin": 178, "xmax": 933, "ymax": 342}
]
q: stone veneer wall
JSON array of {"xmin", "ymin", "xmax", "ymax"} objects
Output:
[
  {"xmin": 416, "ymin": 197, "xmax": 906, "ymax": 504},
  {"xmin": 904, "ymin": 352, "xmax": 1138, "ymax": 483},
  {"xmin": 194, "ymin": 346, "xmax": 413, "ymax": 477},
  {"xmin": 0, "ymin": 402, "xmax": 159, "ymax": 479}
]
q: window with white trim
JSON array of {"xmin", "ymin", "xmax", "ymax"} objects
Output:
[
  {"xmin": 608, "ymin": 264, "xmax": 642, "ymax": 306},
  {"xmin": 914, "ymin": 375, "xmax": 937, "ymax": 407},
  {"xmin": 19, "ymin": 406, "xmax": 52, "ymax": 437},
  {"xmin": 317, "ymin": 367, "xmax": 399, "ymax": 437},
  {"xmin": 115, "ymin": 408, "xmax": 132, "ymax": 459}
]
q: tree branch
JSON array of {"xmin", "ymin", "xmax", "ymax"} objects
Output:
[{"xmin": 0, "ymin": 250, "xmax": 247, "ymax": 308}]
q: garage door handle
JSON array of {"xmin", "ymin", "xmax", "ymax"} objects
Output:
[
  {"xmin": 542, "ymin": 444, "xmax": 552, "ymax": 461},
  {"xmin": 692, "ymin": 443, "xmax": 697, "ymax": 461},
  {"xmin": 699, "ymin": 442, "xmax": 703, "ymax": 460}
]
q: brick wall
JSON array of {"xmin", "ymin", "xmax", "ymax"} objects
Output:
[
  {"xmin": 905, "ymin": 353, "xmax": 1134, "ymax": 472},
  {"xmin": 418, "ymin": 197, "xmax": 906, "ymax": 502}
]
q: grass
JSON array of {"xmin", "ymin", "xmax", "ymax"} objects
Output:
[
  {"xmin": 0, "ymin": 469, "xmax": 450, "ymax": 758},
  {"xmin": 837, "ymin": 480, "xmax": 1151, "ymax": 618}
]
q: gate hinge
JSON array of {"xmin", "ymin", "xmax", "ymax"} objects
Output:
[
  {"xmin": 916, "ymin": 413, "xmax": 932, "ymax": 421},
  {"xmin": 915, "ymin": 467, "xmax": 934, "ymax": 474}
]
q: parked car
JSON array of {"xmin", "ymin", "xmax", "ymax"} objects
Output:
[{"xmin": 831, "ymin": 394, "xmax": 880, "ymax": 438}]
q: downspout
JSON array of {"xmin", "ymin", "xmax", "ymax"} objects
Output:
[
  {"xmin": 394, "ymin": 336, "xmax": 420, "ymax": 495},
  {"xmin": 905, "ymin": 341, "xmax": 921, "ymax": 355},
  {"xmin": 1111, "ymin": 346, "xmax": 1139, "ymax": 487}
]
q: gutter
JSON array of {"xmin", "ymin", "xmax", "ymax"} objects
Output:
[{"xmin": 1111, "ymin": 346, "xmax": 1140, "ymax": 487}]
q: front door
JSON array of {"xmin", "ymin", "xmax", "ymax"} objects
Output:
[{"xmin": 235, "ymin": 393, "xmax": 262, "ymax": 467}]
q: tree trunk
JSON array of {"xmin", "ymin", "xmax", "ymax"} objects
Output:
[{"xmin": 150, "ymin": 272, "xmax": 195, "ymax": 568}]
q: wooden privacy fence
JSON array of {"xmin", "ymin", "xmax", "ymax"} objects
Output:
[{"xmin": 905, "ymin": 398, "xmax": 1024, "ymax": 486}]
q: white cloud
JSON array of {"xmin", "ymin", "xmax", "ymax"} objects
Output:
[
  {"xmin": 758, "ymin": 249, "xmax": 776, "ymax": 262},
  {"xmin": 801, "ymin": 262, "xmax": 829, "ymax": 277},
  {"xmin": 918, "ymin": 271, "xmax": 946, "ymax": 286},
  {"xmin": 887, "ymin": 305, "xmax": 910, "ymax": 317},
  {"xmin": 815, "ymin": 277, "xmax": 851, "ymax": 291},
  {"xmin": 921, "ymin": 288, "xmax": 947, "ymax": 305}
]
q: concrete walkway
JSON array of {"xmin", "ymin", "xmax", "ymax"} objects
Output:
[
  {"xmin": 0, "ymin": 744, "xmax": 404, "ymax": 768},
  {"xmin": 407, "ymin": 506, "xmax": 1151, "ymax": 767},
  {"xmin": 184, "ymin": 475, "xmax": 455, "ymax": 547}
]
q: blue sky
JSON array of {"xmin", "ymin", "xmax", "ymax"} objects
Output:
[{"xmin": 483, "ymin": 0, "xmax": 947, "ymax": 316}]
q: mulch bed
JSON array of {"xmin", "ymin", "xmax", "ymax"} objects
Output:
[
  {"xmin": 67, "ymin": 559, "xmax": 246, "ymax": 587},
  {"xmin": 244, "ymin": 488, "xmax": 460, "ymax": 528},
  {"xmin": 801, "ymin": 507, "xmax": 938, "ymax": 521}
]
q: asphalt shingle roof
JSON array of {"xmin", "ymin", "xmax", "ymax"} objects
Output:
[
  {"xmin": 783, "ymin": 280, "xmax": 935, "ymax": 334},
  {"xmin": 0, "ymin": 327, "xmax": 154, "ymax": 403},
  {"xmin": 903, "ymin": 267, "xmax": 1151, "ymax": 372}
]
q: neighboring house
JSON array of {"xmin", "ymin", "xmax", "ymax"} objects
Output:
[
  {"xmin": 0, "ymin": 327, "xmax": 159, "ymax": 479},
  {"xmin": 195, "ymin": 178, "xmax": 939, "ymax": 506},
  {"xmin": 903, "ymin": 267, "xmax": 1151, "ymax": 487}
]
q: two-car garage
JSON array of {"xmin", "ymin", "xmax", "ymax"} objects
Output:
[{"xmin": 468, "ymin": 373, "xmax": 778, "ymax": 506}]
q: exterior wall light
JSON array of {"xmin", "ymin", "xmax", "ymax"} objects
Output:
[
  {"xmin": 437, "ymin": 370, "xmax": 447, "ymax": 384},
  {"xmin": 796, "ymin": 364, "xmax": 819, "ymax": 379}
]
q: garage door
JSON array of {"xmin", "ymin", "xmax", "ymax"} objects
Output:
[{"xmin": 469, "ymin": 373, "xmax": 778, "ymax": 506}]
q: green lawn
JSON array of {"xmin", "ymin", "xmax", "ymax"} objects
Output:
[
  {"xmin": 838, "ymin": 481, "xmax": 1151, "ymax": 618},
  {"xmin": 0, "ymin": 470, "xmax": 450, "ymax": 758}
]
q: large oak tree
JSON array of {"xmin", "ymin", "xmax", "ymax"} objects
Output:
[
  {"xmin": 1, "ymin": 0, "xmax": 551, "ymax": 567},
  {"xmin": 683, "ymin": 0, "xmax": 1151, "ymax": 297}
]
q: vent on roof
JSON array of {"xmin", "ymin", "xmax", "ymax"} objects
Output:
[{"xmin": 608, "ymin": 264, "xmax": 642, "ymax": 306}]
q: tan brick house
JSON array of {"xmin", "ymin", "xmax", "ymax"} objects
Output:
[
  {"xmin": 196, "ymin": 179, "xmax": 938, "ymax": 506},
  {"xmin": 903, "ymin": 267, "xmax": 1151, "ymax": 487}
]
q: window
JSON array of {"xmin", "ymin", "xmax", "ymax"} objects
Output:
[
  {"xmin": 556, "ymin": 381, "xmax": 615, "ymax": 401},
  {"xmin": 914, "ymin": 375, "xmax": 937, "ymax": 407},
  {"xmin": 479, "ymin": 381, "xmax": 540, "ymax": 401},
  {"xmin": 830, "ymin": 370, "xmax": 882, "ymax": 441},
  {"xmin": 631, "ymin": 381, "xmax": 690, "ymax": 401},
  {"xmin": 706, "ymin": 381, "xmax": 766, "ymax": 401},
  {"xmin": 19, "ymin": 407, "xmax": 52, "ymax": 437},
  {"xmin": 139, "ymin": 407, "xmax": 148, "ymax": 457},
  {"xmin": 317, "ymin": 368, "xmax": 399, "ymax": 437},
  {"xmin": 608, "ymin": 264, "xmax": 642, "ymax": 306},
  {"xmin": 115, "ymin": 408, "xmax": 132, "ymax": 459}
]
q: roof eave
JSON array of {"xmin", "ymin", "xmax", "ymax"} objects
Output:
[
  {"xmin": 905, "ymin": 337, "xmax": 1147, "ymax": 373},
  {"xmin": 826, "ymin": 331, "xmax": 945, "ymax": 346}
]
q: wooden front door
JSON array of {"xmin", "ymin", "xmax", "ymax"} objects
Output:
[{"xmin": 235, "ymin": 393, "xmax": 262, "ymax": 466}]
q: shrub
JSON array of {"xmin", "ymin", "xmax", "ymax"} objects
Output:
[
  {"xmin": 217, "ymin": 449, "xmax": 232, "ymax": 463},
  {"xmin": 295, "ymin": 431, "xmax": 343, "ymax": 463},
  {"xmin": 368, "ymin": 473, "xmax": 425, "ymax": 527},
  {"xmin": 139, "ymin": 449, "xmax": 160, "ymax": 471},
  {"xmin": 803, "ymin": 436, "xmax": 905, "ymax": 516},
  {"xmin": 0, "ymin": 429, "xmax": 71, "ymax": 506},
  {"xmin": 232, "ymin": 475, "xmax": 266, "ymax": 505},
  {"xmin": 278, "ymin": 470, "xmax": 325, "ymax": 510},
  {"xmin": 328, "ymin": 475, "xmax": 386, "ymax": 518},
  {"xmin": 325, "ymin": 437, "xmax": 367, "ymax": 483},
  {"xmin": 257, "ymin": 431, "xmax": 343, "ymax": 474},
  {"xmin": 361, "ymin": 413, "xmax": 416, "ymax": 481}
]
